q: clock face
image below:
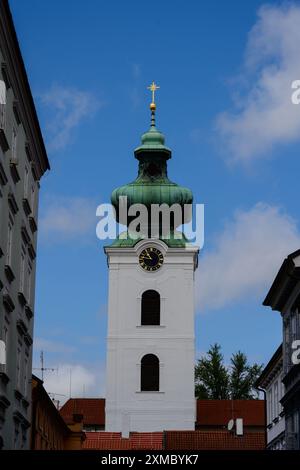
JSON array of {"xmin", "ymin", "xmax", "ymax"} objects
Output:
[{"xmin": 139, "ymin": 247, "xmax": 164, "ymax": 272}]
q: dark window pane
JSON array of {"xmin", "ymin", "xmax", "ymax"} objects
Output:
[
  {"xmin": 141, "ymin": 290, "xmax": 160, "ymax": 325},
  {"xmin": 141, "ymin": 354, "xmax": 159, "ymax": 391}
]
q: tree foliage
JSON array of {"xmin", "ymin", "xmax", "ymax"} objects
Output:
[{"xmin": 195, "ymin": 343, "xmax": 263, "ymax": 400}]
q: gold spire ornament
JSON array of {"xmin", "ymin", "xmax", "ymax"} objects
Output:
[{"xmin": 147, "ymin": 81, "xmax": 160, "ymax": 111}]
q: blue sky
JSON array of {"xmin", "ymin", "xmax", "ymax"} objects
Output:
[{"xmin": 9, "ymin": 0, "xmax": 300, "ymax": 399}]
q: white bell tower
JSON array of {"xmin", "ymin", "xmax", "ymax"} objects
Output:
[{"xmin": 104, "ymin": 83, "xmax": 199, "ymax": 433}]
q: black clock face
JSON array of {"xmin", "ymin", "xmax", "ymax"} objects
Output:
[{"xmin": 139, "ymin": 247, "xmax": 164, "ymax": 271}]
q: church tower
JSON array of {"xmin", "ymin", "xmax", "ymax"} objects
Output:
[{"xmin": 104, "ymin": 83, "xmax": 198, "ymax": 433}]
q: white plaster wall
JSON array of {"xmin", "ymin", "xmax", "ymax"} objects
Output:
[{"xmin": 105, "ymin": 239, "xmax": 198, "ymax": 432}]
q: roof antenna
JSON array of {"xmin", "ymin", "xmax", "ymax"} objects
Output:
[
  {"xmin": 33, "ymin": 351, "xmax": 56, "ymax": 381},
  {"xmin": 69, "ymin": 368, "xmax": 72, "ymax": 398}
]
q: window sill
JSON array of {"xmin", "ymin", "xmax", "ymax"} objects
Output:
[
  {"xmin": 136, "ymin": 325, "xmax": 166, "ymax": 328},
  {"xmin": 135, "ymin": 391, "xmax": 165, "ymax": 394}
]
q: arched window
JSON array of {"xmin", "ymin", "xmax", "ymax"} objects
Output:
[
  {"xmin": 141, "ymin": 290, "xmax": 160, "ymax": 325},
  {"xmin": 141, "ymin": 354, "xmax": 159, "ymax": 391}
]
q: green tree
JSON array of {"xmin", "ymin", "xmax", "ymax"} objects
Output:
[
  {"xmin": 195, "ymin": 344, "xmax": 263, "ymax": 399},
  {"xmin": 230, "ymin": 351, "xmax": 263, "ymax": 399},
  {"xmin": 195, "ymin": 344, "xmax": 229, "ymax": 399}
]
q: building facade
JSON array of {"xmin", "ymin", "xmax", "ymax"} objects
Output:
[
  {"xmin": 104, "ymin": 90, "xmax": 198, "ymax": 433},
  {"xmin": 31, "ymin": 375, "xmax": 85, "ymax": 450},
  {"xmin": 255, "ymin": 345, "xmax": 285, "ymax": 449},
  {"xmin": 263, "ymin": 250, "xmax": 300, "ymax": 450},
  {"xmin": 0, "ymin": 0, "xmax": 49, "ymax": 449}
]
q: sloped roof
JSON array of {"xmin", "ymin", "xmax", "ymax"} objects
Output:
[
  {"xmin": 60, "ymin": 398, "xmax": 265, "ymax": 428},
  {"xmin": 196, "ymin": 400, "xmax": 265, "ymax": 426},
  {"xmin": 165, "ymin": 431, "xmax": 265, "ymax": 450},
  {"xmin": 83, "ymin": 432, "xmax": 163, "ymax": 450},
  {"xmin": 255, "ymin": 344, "xmax": 283, "ymax": 389},
  {"xmin": 59, "ymin": 398, "xmax": 105, "ymax": 426},
  {"xmin": 263, "ymin": 249, "xmax": 300, "ymax": 311},
  {"xmin": 82, "ymin": 430, "xmax": 264, "ymax": 450}
]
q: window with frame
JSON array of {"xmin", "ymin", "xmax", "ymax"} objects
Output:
[
  {"xmin": 141, "ymin": 290, "xmax": 160, "ymax": 325},
  {"xmin": 30, "ymin": 184, "xmax": 35, "ymax": 216},
  {"xmin": 1, "ymin": 322, "xmax": 8, "ymax": 372},
  {"xmin": 20, "ymin": 246, "xmax": 26, "ymax": 294},
  {"xmin": 24, "ymin": 354, "xmax": 28, "ymax": 397},
  {"xmin": 291, "ymin": 312, "xmax": 297, "ymax": 341},
  {"xmin": 11, "ymin": 125, "xmax": 17, "ymax": 163},
  {"xmin": 27, "ymin": 261, "xmax": 32, "ymax": 305},
  {"xmin": 24, "ymin": 166, "xmax": 29, "ymax": 199},
  {"xmin": 14, "ymin": 423, "xmax": 20, "ymax": 449},
  {"xmin": 140, "ymin": 354, "xmax": 159, "ymax": 391},
  {"xmin": 268, "ymin": 388, "xmax": 273, "ymax": 423},
  {"xmin": 274, "ymin": 381, "xmax": 278, "ymax": 418},
  {"xmin": 0, "ymin": 79, "xmax": 6, "ymax": 130},
  {"xmin": 284, "ymin": 318, "xmax": 291, "ymax": 372},
  {"xmin": 16, "ymin": 346, "xmax": 21, "ymax": 389},
  {"xmin": 6, "ymin": 216, "xmax": 13, "ymax": 266}
]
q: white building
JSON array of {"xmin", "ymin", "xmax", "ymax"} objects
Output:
[
  {"xmin": 104, "ymin": 90, "xmax": 198, "ymax": 433},
  {"xmin": 256, "ymin": 344, "xmax": 285, "ymax": 449}
]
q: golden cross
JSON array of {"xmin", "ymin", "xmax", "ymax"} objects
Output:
[{"xmin": 147, "ymin": 81, "xmax": 160, "ymax": 103}]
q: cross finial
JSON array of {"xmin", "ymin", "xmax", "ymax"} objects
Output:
[{"xmin": 147, "ymin": 81, "xmax": 160, "ymax": 104}]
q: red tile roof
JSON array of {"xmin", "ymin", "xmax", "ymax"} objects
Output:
[
  {"xmin": 59, "ymin": 398, "xmax": 105, "ymax": 426},
  {"xmin": 165, "ymin": 431, "xmax": 265, "ymax": 450},
  {"xmin": 59, "ymin": 398, "xmax": 265, "ymax": 428},
  {"xmin": 83, "ymin": 430, "xmax": 265, "ymax": 450},
  {"xmin": 83, "ymin": 432, "xmax": 163, "ymax": 450},
  {"xmin": 196, "ymin": 400, "xmax": 265, "ymax": 427}
]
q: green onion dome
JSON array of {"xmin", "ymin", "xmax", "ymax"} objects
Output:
[{"xmin": 111, "ymin": 109, "xmax": 193, "ymax": 232}]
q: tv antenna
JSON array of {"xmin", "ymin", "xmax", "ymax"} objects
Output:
[
  {"xmin": 33, "ymin": 351, "xmax": 56, "ymax": 381},
  {"xmin": 48, "ymin": 392, "xmax": 66, "ymax": 410}
]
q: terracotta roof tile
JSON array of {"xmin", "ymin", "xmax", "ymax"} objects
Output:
[
  {"xmin": 59, "ymin": 398, "xmax": 105, "ymax": 426},
  {"xmin": 165, "ymin": 431, "xmax": 265, "ymax": 450},
  {"xmin": 196, "ymin": 400, "xmax": 265, "ymax": 426},
  {"xmin": 82, "ymin": 432, "xmax": 163, "ymax": 450}
]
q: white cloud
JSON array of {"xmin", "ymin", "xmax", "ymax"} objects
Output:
[
  {"xmin": 196, "ymin": 203, "xmax": 300, "ymax": 312},
  {"xmin": 38, "ymin": 84, "xmax": 99, "ymax": 151},
  {"xmin": 40, "ymin": 196, "xmax": 97, "ymax": 241},
  {"xmin": 216, "ymin": 4, "xmax": 300, "ymax": 163},
  {"xmin": 41, "ymin": 362, "xmax": 106, "ymax": 405}
]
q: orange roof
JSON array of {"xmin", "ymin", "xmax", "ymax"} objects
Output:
[
  {"xmin": 196, "ymin": 400, "xmax": 265, "ymax": 426},
  {"xmin": 83, "ymin": 432, "xmax": 163, "ymax": 450},
  {"xmin": 59, "ymin": 398, "xmax": 105, "ymax": 426},
  {"xmin": 165, "ymin": 431, "xmax": 265, "ymax": 450},
  {"xmin": 59, "ymin": 398, "xmax": 265, "ymax": 428}
]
